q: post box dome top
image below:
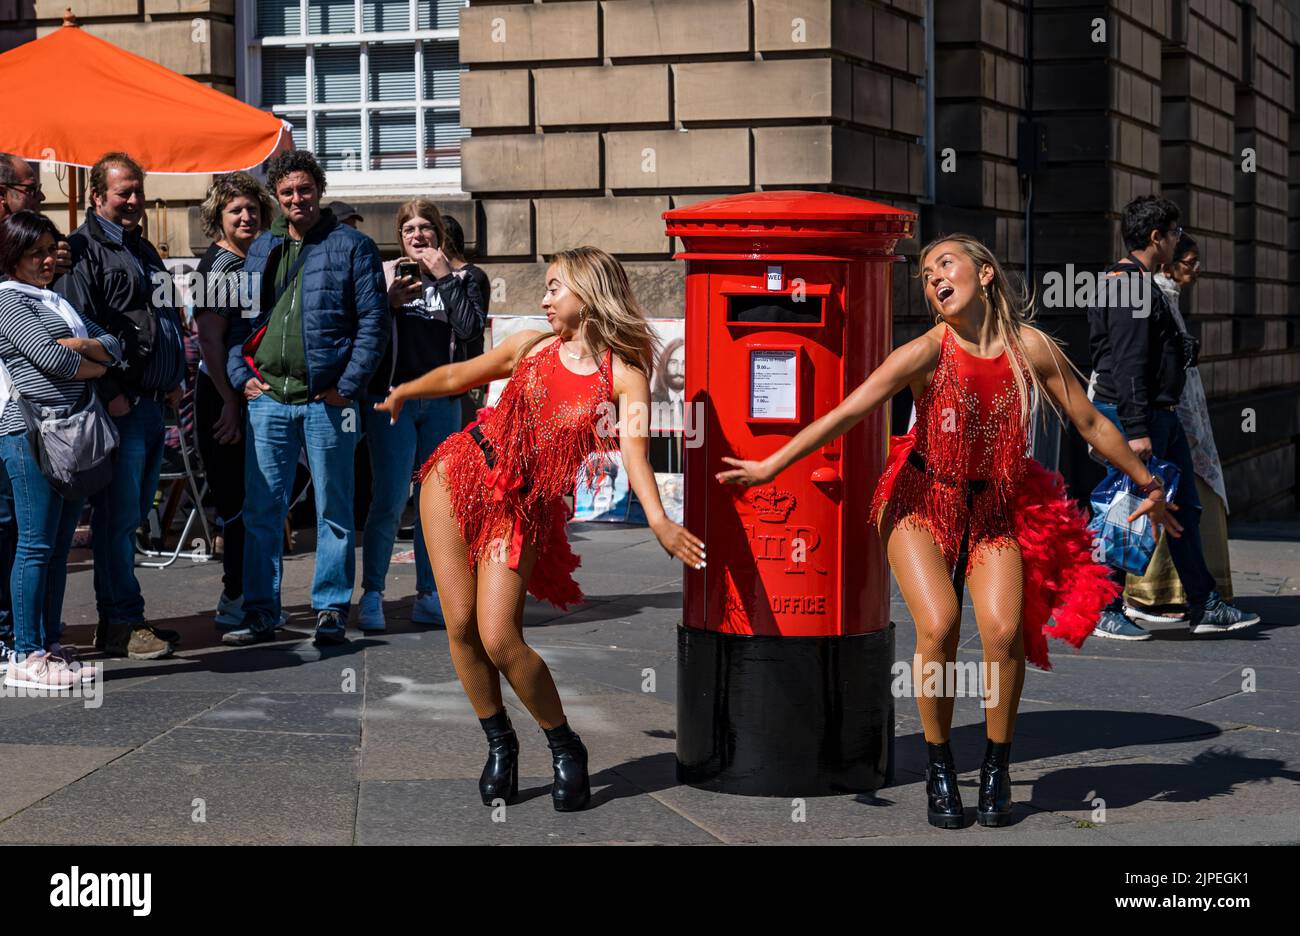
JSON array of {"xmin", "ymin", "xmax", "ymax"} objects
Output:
[
  {"xmin": 664, "ymin": 190, "xmax": 915, "ymax": 261},
  {"xmin": 665, "ymin": 190, "xmax": 914, "ymax": 224}
]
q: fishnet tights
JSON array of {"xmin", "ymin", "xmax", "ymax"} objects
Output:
[
  {"xmin": 420, "ymin": 460, "xmax": 567, "ymax": 729},
  {"xmin": 883, "ymin": 518, "xmax": 1026, "ymax": 745}
]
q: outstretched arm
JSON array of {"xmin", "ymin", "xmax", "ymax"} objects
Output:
[
  {"xmin": 1023, "ymin": 326, "xmax": 1181, "ymax": 535},
  {"xmin": 612, "ymin": 358, "xmax": 706, "ymax": 569},
  {"xmin": 715, "ymin": 333, "xmax": 941, "ymax": 486},
  {"xmin": 374, "ymin": 328, "xmax": 545, "ymax": 423}
]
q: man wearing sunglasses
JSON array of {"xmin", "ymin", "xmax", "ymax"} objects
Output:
[{"xmin": 0, "ymin": 154, "xmax": 71, "ymax": 275}]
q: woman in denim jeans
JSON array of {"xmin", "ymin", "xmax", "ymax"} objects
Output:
[
  {"xmin": 0, "ymin": 212, "xmax": 121, "ymax": 689},
  {"xmin": 358, "ymin": 199, "xmax": 487, "ymax": 632}
]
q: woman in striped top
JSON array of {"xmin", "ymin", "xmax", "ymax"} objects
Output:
[{"xmin": 0, "ymin": 211, "xmax": 122, "ymax": 690}]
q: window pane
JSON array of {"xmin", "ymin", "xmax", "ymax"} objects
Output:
[
  {"xmin": 369, "ymin": 43, "xmax": 416, "ymax": 102},
  {"xmin": 371, "ymin": 111, "xmax": 417, "ymax": 170},
  {"xmin": 363, "ymin": 0, "xmax": 411, "ymax": 32},
  {"xmin": 423, "ymin": 40, "xmax": 461, "ymax": 102},
  {"xmin": 316, "ymin": 112, "xmax": 362, "ymax": 171},
  {"xmin": 257, "ymin": 0, "xmax": 301, "ymax": 37},
  {"xmin": 307, "ymin": 0, "xmax": 356, "ymax": 35},
  {"xmin": 262, "ymin": 47, "xmax": 307, "ymax": 107},
  {"xmin": 281, "ymin": 113, "xmax": 308, "ymax": 150},
  {"xmin": 315, "ymin": 46, "xmax": 361, "ymax": 104},
  {"xmin": 418, "ymin": 0, "xmax": 464, "ymax": 30},
  {"xmin": 424, "ymin": 108, "xmax": 468, "ymax": 168}
]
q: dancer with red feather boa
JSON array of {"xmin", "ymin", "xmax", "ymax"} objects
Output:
[{"xmin": 717, "ymin": 234, "xmax": 1178, "ymax": 829}]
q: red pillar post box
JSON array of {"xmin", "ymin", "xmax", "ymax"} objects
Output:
[{"xmin": 663, "ymin": 191, "xmax": 915, "ymax": 795}]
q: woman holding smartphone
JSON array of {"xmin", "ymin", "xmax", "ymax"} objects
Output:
[{"xmin": 359, "ymin": 199, "xmax": 487, "ymax": 633}]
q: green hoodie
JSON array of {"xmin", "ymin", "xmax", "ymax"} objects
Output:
[{"xmin": 253, "ymin": 213, "xmax": 311, "ymax": 404}]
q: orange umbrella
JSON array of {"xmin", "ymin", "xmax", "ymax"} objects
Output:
[{"xmin": 0, "ymin": 14, "xmax": 293, "ymax": 226}]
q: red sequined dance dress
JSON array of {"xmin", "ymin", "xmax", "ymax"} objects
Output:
[
  {"xmin": 417, "ymin": 337, "xmax": 619, "ymax": 609},
  {"xmin": 870, "ymin": 324, "xmax": 1119, "ymax": 670}
]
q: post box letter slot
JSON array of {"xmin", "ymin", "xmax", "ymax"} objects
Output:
[{"xmin": 727, "ymin": 294, "xmax": 823, "ymax": 324}]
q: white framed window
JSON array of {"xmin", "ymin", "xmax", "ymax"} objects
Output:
[{"xmin": 237, "ymin": 0, "xmax": 469, "ymax": 196}]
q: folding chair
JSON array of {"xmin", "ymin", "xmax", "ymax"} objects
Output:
[{"xmin": 136, "ymin": 384, "xmax": 214, "ymax": 569}]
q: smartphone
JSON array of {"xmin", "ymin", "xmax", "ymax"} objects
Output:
[{"xmin": 396, "ymin": 259, "xmax": 419, "ymax": 281}]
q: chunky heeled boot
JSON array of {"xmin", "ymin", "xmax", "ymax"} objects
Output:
[
  {"xmin": 478, "ymin": 711, "xmax": 519, "ymax": 806},
  {"xmin": 977, "ymin": 739, "xmax": 1013, "ymax": 827},
  {"xmin": 925, "ymin": 741, "xmax": 965, "ymax": 829},
  {"xmin": 543, "ymin": 721, "xmax": 590, "ymax": 812}
]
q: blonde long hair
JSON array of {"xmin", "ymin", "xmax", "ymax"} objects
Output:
[
  {"xmin": 518, "ymin": 246, "xmax": 660, "ymax": 377},
  {"xmin": 918, "ymin": 233, "xmax": 1081, "ymax": 427}
]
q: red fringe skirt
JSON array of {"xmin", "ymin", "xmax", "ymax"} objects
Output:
[
  {"xmin": 416, "ymin": 413, "xmax": 587, "ymax": 611},
  {"xmin": 873, "ymin": 433, "xmax": 1119, "ymax": 670}
]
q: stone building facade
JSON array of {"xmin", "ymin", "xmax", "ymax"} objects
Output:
[{"xmin": 1, "ymin": 0, "xmax": 1297, "ymax": 516}]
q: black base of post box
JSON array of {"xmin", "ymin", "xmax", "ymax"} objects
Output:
[{"xmin": 676, "ymin": 623, "xmax": 896, "ymax": 796}]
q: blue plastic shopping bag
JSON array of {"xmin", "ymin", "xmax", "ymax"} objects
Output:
[{"xmin": 1087, "ymin": 457, "xmax": 1181, "ymax": 575}]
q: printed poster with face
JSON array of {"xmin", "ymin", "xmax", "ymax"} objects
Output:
[{"xmin": 572, "ymin": 452, "xmax": 631, "ymax": 522}]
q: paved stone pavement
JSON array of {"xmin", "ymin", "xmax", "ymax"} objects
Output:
[{"xmin": 0, "ymin": 520, "xmax": 1296, "ymax": 845}]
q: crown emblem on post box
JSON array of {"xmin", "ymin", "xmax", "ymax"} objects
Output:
[{"xmin": 749, "ymin": 486, "xmax": 796, "ymax": 523}]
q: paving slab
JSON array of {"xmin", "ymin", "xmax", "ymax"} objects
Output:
[
  {"xmin": 355, "ymin": 776, "xmax": 719, "ymax": 846},
  {"xmin": 3, "ymin": 521, "xmax": 1293, "ymax": 845},
  {"xmin": 0, "ymin": 758, "xmax": 357, "ymax": 845},
  {"xmin": 187, "ymin": 691, "xmax": 362, "ymax": 736},
  {"xmin": 0, "ymin": 743, "xmax": 130, "ymax": 821},
  {"xmin": 0, "ymin": 689, "xmax": 233, "ymax": 747}
]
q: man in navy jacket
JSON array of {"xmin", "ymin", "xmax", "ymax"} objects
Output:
[{"xmin": 223, "ymin": 151, "xmax": 387, "ymax": 646}]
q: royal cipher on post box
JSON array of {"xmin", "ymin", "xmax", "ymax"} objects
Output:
[{"xmin": 663, "ymin": 191, "xmax": 915, "ymax": 796}]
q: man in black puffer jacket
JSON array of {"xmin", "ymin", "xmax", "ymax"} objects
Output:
[
  {"xmin": 54, "ymin": 152, "xmax": 185, "ymax": 661},
  {"xmin": 223, "ymin": 151, "xmax": 388, "ymax": 647}
]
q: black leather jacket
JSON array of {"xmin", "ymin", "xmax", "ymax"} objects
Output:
[
  {"xmin": 365, "ymin": 261, "xmax": 487, "ymax": 400},
  {"xmin": 1087, "ymin": 255, "xmax": 1187, "ymax": 438},
  {"xmin": 52, "ymin": 212, "xmax": 185, "ymax": 401}
]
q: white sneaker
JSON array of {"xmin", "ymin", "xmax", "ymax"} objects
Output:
[
  {"xmin": 1124, "ymin": 603, "xmax": 1187, "ymax": 624},
  {"xmin": 0, "ymin": 644, "xmax": 11, "ymax": 675},
  {"xmin": 46, "ymin": 643, "xmax": 96, "ymax": 683},
  {"xmin": 411, "ymin": 593, "xmax": 445, "ymax": 628},
  {"xmin": 215, "ymin": 592, "xmax": 244, "ymax": 629},
  {"xmin": 4, "ymin": 652, "xmax": 78, "ymax": 690},
  {"xmin": 358, "ymin": 590, "xmax": 386, "ymax": 633}
]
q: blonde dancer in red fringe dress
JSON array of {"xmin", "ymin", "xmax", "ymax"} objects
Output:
[
  {"xmin": 717, "ymin": 235, "xmax": 1178, "ymax": 829},
  {"xmin": 375, "ymin": 247, "xmax": 705, "ymax": 812}
]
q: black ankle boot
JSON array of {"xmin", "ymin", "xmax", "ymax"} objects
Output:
[
  {"xmin": 925, "ymin": 741, "xmax": 964, "ymax": 829},
  {"xmin": 543, "ymin": 721, "xmax": 590, "ymax": 812},
  {"xmin": 478, "ymin": 711, "xmax": 519, "ymax": 806},
  {"xmin": 977, "ymin": 740, "xmax": 1013, "ymax": 827}
]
